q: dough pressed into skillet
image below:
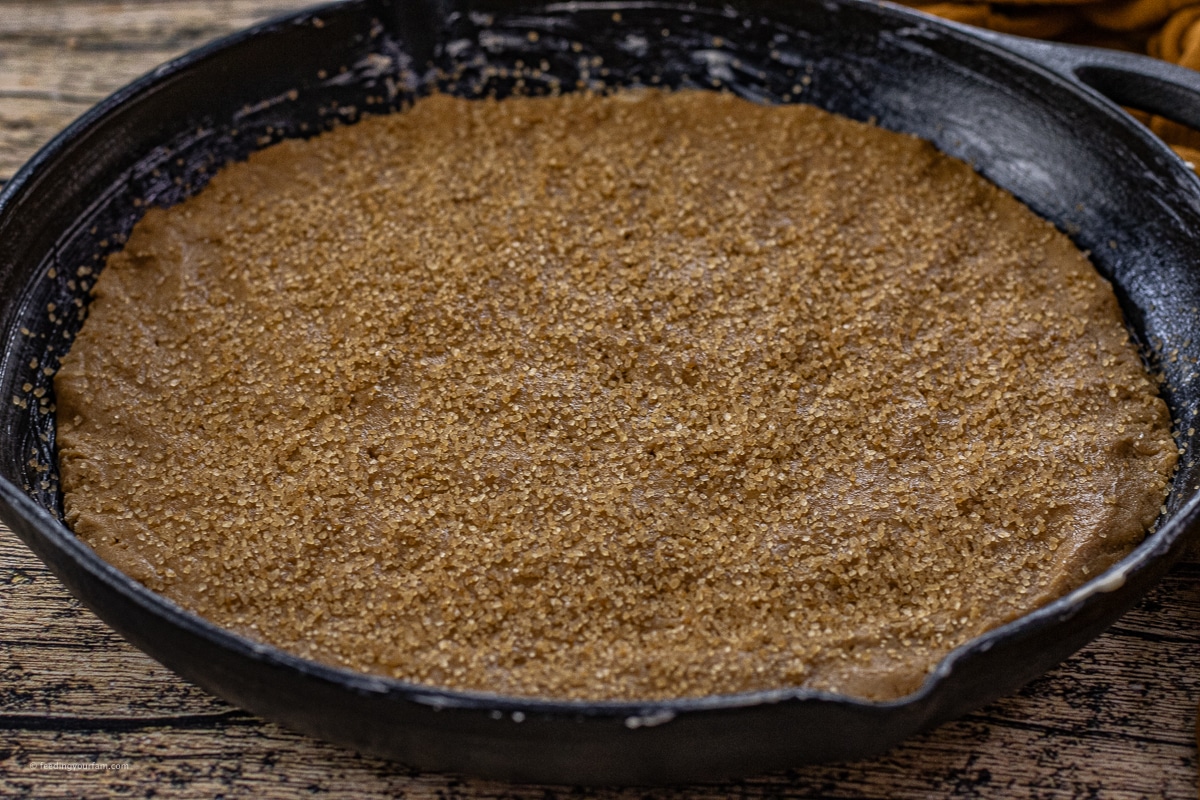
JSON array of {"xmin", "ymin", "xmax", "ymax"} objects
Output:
[{"xmin": 55, "ymin": 90, "xmax": 1177, "ymax": 701}]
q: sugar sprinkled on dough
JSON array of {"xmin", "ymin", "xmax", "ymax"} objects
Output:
[{"xmin": 55, "ymin": 91, "xmax": 1176, "ymax": 700}]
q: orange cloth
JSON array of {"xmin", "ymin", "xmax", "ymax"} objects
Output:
[
  {"xmin": 899, "ymin": 2, "xmax": 1080, "ymax": 36},
  {"xmin": 1082, "ymin": 0, "xmax": 1198, "ymax": 32},
  {"xmin": 1149, "ymin": 3, "xmax": 1200, "ymax": 64},
  {"xmin": 909, "ymin": 0, "xmax": 1200, "ymax": 172},
  {"xmin": 1172, "ymin": 142, "xmax": 1200, "ymax": 164}
]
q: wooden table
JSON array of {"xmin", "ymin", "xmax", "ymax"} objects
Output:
[{"xmin": 2, "ymin": 2, "xmax": 1199, "ymax": 796}]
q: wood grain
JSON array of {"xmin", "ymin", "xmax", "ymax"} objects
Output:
[
  {"xmin": 0, "ymin": 0, "xmax": 305, "ymax": 181},
  {"xmin": 2, "ymin": 2, "xmax": 1199, "ymax": 797}
]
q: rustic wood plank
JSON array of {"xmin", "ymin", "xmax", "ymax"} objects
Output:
[
  {"xmin": 0, "ymin": 0, "xmax": 311, "ymax": 183},
  {"xmin": 2, "ymin": 1, "xmax": 1199, "ymax": 797},
  {"xmin": 0, "ymin": 0, "xmax": 306, "ymax": 37}
]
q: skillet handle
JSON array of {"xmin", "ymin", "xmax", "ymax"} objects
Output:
[{"xmin": 968, "ymin": 29, "xmax": 1200, "ymax": 130}]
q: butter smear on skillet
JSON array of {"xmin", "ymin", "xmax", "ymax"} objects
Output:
[{"xmin": 54, "ymin": 91, "xmax": 1177, "ymax": 701}]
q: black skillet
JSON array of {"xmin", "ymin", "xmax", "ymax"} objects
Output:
[{"xmin": 2, "ymin": 0, "xmax": 1200, "ymax": 785}]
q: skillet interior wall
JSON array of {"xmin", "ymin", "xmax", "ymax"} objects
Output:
[{"xmin": 2, "ymin": 0, "xmax": 1197, "ymax": 533}]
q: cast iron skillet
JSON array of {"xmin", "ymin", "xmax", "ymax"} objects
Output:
[{"xmin": 2, "ymin": 0, "xmax": 1200, "ymax": 784}]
